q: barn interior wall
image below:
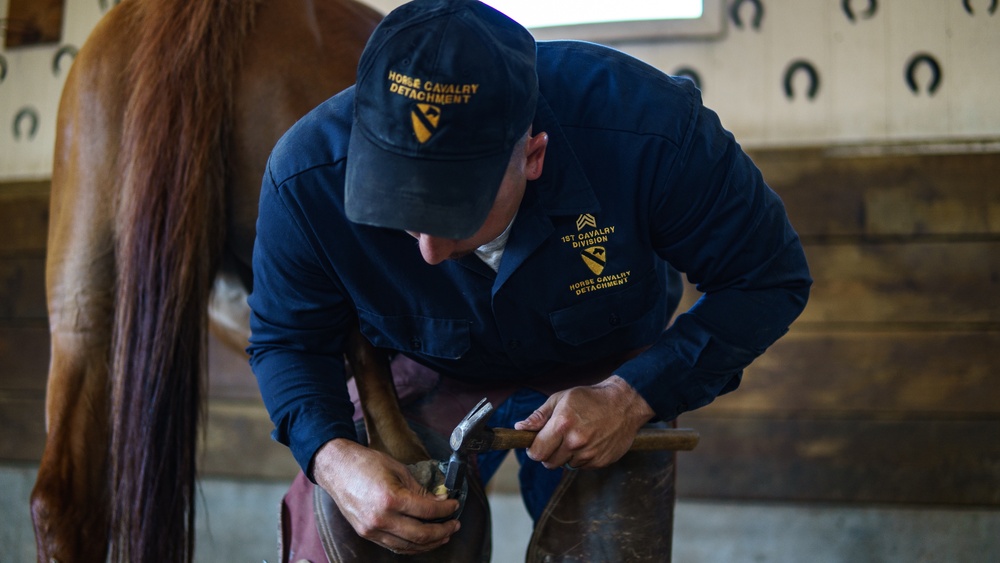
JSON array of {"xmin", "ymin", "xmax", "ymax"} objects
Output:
[
  {"xmin": 3, "ymin": 0, "xmax": 999, "ymax": 178},
  {"xmin": 0, "ymin": 0, "xmax": 997, "ymax": 561}
]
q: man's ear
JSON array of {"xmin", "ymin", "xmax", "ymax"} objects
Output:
[{"xmin": 525, "ymin": 131, "xmax": 548, "ymax": 181}]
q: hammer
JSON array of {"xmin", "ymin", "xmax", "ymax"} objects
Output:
[{"xmin": 441, "ymin": 398, "xmax": 699, "ymax": 498}]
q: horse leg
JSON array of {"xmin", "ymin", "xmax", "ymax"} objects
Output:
[
  {"xmin": 206, "ymin": 266, "xmax": 431, "ymax": 466},
  {"xmin": 30, "ymin": 8, "xmax": 130, "ymax": 559},
  {"xmin": 208, "ymin": 258, "xmax": 253, "ymax": 353},
  {"xmin": 31, "ymin": 135, "xmax": 118, "ymax": 562},
  {"xmin": 32, "ymin": 332, "xmax": 113, "ymax": 562},
  {"xmin": 346, "ymin": 328, "xmax": 431, "ymax": 465},
  {"xmin": 310, "ymin": 330, "xmax": 492, "ymax": 562},
  {"xmin": 208, "ymin": 260, "xmax": 432, "ymax": 469}
]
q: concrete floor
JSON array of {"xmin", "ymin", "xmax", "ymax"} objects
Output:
[{"xmin": 4, "ymin": 463, "xmax": 998, "ymax": 562}]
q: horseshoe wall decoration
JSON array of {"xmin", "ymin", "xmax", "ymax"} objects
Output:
[
  {"xmin": 783, "ymin": 60, "xmax": 820, "ymax": 100},
  {"xmin": 963, "ymin": 0, "xmax": 998, "ymax": 15},
  {"xmin": 905, "ymin": 53, "xmax": 942, "ymax": 95},
  {"xmin": 842, "ymin": 0, "xmax": 878, "ymax": 22},
  {"xmin": 672, "ymin": 67, "xmax": 703, "ymax": 91},
  {"xmin": 0, "ymin": 54, "xmax": 7, "ymax": 84},
  {"xmin": 52, "ymin": 45, "xmax": 79, "ymax": 76},
  {"xmin": 730, "ymin": 0, "xmax": 765, "ymax": 30},
  {"xmin": 13, "ymin": 107, "xmax": 40, "ymax": 140}
]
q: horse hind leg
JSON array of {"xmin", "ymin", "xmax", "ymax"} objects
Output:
[
  {"xmin": 31, "ymin": 331, "xmax": 113, "ymax": 563},
  {"xmin": 346, "ymin": 328, "xmax": 431, "ymax": 465}
]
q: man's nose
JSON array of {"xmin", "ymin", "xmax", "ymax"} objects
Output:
[{"xmin": 415, "ymin": 233, "xmax": 455, "ymax": 265}]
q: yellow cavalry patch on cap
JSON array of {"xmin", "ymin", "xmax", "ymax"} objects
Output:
[
  {"xmin": 385, "ymin": 70, "xmax": 480, "ymax": 144},
  {"xmin": 411, "ymin": 103, "xmax": 441, "ymax": 143}
]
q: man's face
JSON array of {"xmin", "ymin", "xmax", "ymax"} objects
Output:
[{"xmin": 407, "ymin": 130, "xmax": 548, "ymax": 265}]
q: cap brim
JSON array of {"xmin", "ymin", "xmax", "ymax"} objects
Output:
[{"xmin": 345, "ymin": 127, "xmax": 509, "ymax": 240}]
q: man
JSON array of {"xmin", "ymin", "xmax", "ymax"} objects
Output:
[{"xmin": 248, "ymin": 0, "xmax": 811, "ymax": 556}]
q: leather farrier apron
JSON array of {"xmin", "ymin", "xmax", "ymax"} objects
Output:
[{"xmin": 278, "ymin": 353, "xmax": 677, "ymax": 562}]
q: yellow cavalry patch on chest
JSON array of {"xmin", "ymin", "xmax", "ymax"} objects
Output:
[
  {"xmin": 581, "ymin": 246, "xmax": 606, "ymax": 275},
  {"xmin": 562, "ymin": 215, "xmax": 629, "ymax": 295}
]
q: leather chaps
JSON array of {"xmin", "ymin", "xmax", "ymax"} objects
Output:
[{"xmin": 277, "ymin": 353, "xmax": 676, "ymax": 562}]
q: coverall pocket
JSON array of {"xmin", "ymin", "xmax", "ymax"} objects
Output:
[
  {"xmin": 357, "ymin": 309, "xmax": 471, "ymax": 360},
  {"xmin": 549, "ymin": 271, "xmax": 660, "ymax": 346}
]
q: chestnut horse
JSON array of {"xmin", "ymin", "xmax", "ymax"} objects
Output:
[{"xmin": 29, "ymin": 0, "xmax": 387, "ymax": 561}]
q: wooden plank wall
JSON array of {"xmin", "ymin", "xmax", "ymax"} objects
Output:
[
  {"xmin": 676, "ymin": 148, "xmax": 1000, "ymax": 506},
  {"xmin": 0, "ymin": 180, "xmax": 297, "ymax": 479},
  {"xmin": 0, "ymin": 181, "xmax": 50, "ymax": 465},
  {"xmin": 1, "ymin": 147, "xmax": 998, "ymax": 505}
]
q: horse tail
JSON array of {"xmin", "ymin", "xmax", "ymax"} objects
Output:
[{"xmin": 109, "ymin": 1, "xmax": 256, "ymax": 561}]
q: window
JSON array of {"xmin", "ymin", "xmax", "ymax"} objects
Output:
[
  {"xmin": 485, "ymin": 0, "xmax": 703, "ymax": 29},
  {"xmin": 483, "ymin": 0, "xmax": 723, "ymax": 42}
]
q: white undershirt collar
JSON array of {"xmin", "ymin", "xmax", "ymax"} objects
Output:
[{"xmin": 474, "ymin": 212, "xmax": 517, "ymax": 272}]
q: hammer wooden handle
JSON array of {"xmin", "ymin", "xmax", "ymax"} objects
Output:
[{"xmin": 489, "ymin": 427, "xmax": 700, "ymax": 452}]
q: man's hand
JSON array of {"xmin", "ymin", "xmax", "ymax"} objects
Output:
[
  {"xmin": 514, "ymin": 375, "xmax": 655, "ymax": 470},
  {"xmin": 312, "ymin": 438, "xmax": 461, "ymax": 554}
]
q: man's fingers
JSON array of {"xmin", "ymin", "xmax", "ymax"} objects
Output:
[
  {"xmin": 399, "ymin": 489, "xmax": 462, "ymax": 522},
  {"xmin": 513, "ymin": 409, "xmax": 546, "ymax": 431},
  {"xmin": 514, "ymin": 394, "xmax": 558, "ymax": 431},
  {"xmin": 372, "ymin": 515, "xmax": 461, "ymax": 553},
  {"xmin": 519, "ymin": 386, "xmax": 629, "ymax": 469},
  {"xmin": 353, "ymin": 489, "xmax": 461, "ymax": 554},
  {"xmin": 525, "ymin": 423, "xmax": 566, "ymax": 466},
  {"xmin": 387, "ymin": 473, "xmax": 462, "ymax": 542},
  {"xmin": 540, "ymin": 441, "xmax": 586, "ymax": 470},
  {"xmin": 364, "ymin": 523, "xmax": 456, "ymax": 555},
  {"xmin": 314, "ymin": 440, "xmax": 462, "ymax": 554}
]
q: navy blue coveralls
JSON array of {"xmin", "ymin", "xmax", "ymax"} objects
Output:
[{"xmin": 248, "ymin": 40, "xmax": 812, "ymax": 519}]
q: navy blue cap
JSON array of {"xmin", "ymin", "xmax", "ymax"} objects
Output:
[{"xmin": 345, "ymin": 0, "xmax": 538, "ymax": 239}]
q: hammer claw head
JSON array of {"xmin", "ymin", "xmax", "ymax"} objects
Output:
[
  {"xmin": 449, "ymin": 398, "xmax": 494, "ymax": 452},
  {"xmin": 442, "ymin": 398, "xmax": 494, "ymax": 500}
]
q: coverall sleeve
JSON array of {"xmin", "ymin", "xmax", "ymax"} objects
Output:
[
  {"xmin": 247, "ymin": 166, "xmax": 358, "ymax": 477},
  {"xmin": 614, "ymin": 98, "xmax": 812, "ymax": 421}
]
